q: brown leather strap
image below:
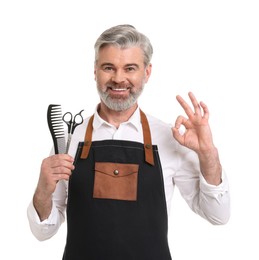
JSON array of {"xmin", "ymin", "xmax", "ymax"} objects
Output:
[
  {"xmin": 80, "ymin": 115, "xmax": 94, "ymax": 159},
  {"xmin": 139, "ymin": 109, "xmax": 154, "ymax": 166},
  {"xmin": 80, "ymin": 110, "xmax": 154, "ymax": 166}
]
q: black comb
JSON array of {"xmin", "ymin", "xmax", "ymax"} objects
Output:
[{"xmin": 47, "ymin": 104, "xmax": 66, "ymax": 154}]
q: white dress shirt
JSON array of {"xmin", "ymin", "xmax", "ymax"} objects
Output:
[{"xmin": 27, "ymin": 107, "xmax": 230, "ymax": 241}]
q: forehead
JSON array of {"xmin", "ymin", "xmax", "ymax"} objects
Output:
[{"xmin": 97, "ymin": 45, "xmax": 145, "ymax": 66}]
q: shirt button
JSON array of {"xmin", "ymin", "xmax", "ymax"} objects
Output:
[{"xmin": 114, "ymin": 169, "xmax": 119, "ymax": 175}]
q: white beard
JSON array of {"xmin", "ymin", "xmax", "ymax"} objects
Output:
[{"xmin": 97, "ymin": 85, "xmax": 144, "ymax": 111}]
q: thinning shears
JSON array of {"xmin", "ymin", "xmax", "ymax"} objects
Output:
[{"xmin": 62, "ymin": 109, "xmax": 84, "ymax": 153}]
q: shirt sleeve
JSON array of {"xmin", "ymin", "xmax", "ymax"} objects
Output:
[
  {"xmin": 199, "ymin": 168, "xmax": 230, "ymax": 223},
  {"xmin": 27, "ymin": 180, "xmax": 67, "ymax": 241},
  {"xmin": 174, "ymin": 147, "xmax": 230, "ymax": 225}
]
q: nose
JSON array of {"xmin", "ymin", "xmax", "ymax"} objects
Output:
[{"xmin": 112, "ymin": 70, "xmax": 126, "ymax": 83}]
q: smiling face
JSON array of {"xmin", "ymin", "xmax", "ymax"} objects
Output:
[{"xmin": 94, "ymin": 45, "xmax": 152, "ymax": 112}]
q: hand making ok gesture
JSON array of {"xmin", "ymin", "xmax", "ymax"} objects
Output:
[
  {"xmin": 172, "ymin": 92, "xmax": 222, "ymax": 185},
  {"xmin": 172, "ymin": 92, "xmax": 215, "ymax": 154}
]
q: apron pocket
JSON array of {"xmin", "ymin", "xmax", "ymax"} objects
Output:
[{"xmin": 93, "ymin": 162, "xmax": 139, "ymax": 201}]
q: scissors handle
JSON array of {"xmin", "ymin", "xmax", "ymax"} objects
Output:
[
  {"xmin": 62, "ymin": 112, "xmax": 73, "ymax": 133},
  {"xmin": 71, "ymin": 109, "xmax": 84, "ymax": 134}
]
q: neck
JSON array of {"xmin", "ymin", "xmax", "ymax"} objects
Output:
[{"xmin": 98, "ymin": 102, "xmax": 138, "ymax": 128}]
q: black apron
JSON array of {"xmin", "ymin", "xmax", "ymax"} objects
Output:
[{"xmin": 63, "ymin": 110, "xmax": 172, "ymax": 260}]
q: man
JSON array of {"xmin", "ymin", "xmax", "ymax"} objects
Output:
[{"xmin": 27, "ymin": 24, "xmax": 230, "ymax": 259}]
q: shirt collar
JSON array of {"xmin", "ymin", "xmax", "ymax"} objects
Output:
[{"xmin": 92, "ymin": 105, "xmax": 142, "ymax": 132}]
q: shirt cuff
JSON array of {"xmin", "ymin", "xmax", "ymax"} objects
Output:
[
  {"xmin": 27, "ymin": 200, "xmax": 59, "ymax": 225},
  {"xmin": 199, "ymin": 168, "xmax": 229, "ymax": 196}
]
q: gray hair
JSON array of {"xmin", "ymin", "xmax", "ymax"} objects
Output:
[{"xmin": 94, "ymin": 24, "xmax": 153, "ymax": 67}]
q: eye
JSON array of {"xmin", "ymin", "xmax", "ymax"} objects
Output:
[
  {"xmin": 103, "ymin": 66, "xmax": 114, "ymax": 71},
  {"xmin": 126, "ymin": 66, "xmax": 136, "ymax": 72}
]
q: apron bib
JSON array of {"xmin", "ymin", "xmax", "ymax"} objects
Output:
[{"xmin": 63, "ymin": 110, "xmax": 172, "ymax": 260}]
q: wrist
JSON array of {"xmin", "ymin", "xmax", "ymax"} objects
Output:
[
  {"xmin": 33, "ymin": 189, "xmax": 53, "ymax": 221},
  {"xmin": 198, "ymin": 147, "xmax": 222, "ymax": 185}
]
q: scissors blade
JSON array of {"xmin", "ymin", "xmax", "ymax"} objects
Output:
[{"xmin": 66, "ymin": 134, "xmax": 72, "ymax": 154}]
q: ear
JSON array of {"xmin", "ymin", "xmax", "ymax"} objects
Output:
[
  {"xmin": 145, "ymin": 63, "xmax": 152, "ymax": 83},
  {"xmin": 94, "ymin": 65, "xmax": 97, "ymax": 81}
]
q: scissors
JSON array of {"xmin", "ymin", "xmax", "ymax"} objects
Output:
[{"xmin": 62, "ymin": 109, "xmax": 84, "ymax": 153}]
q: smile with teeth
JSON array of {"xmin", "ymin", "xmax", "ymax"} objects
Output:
[
  {"xmin": 112, "ymin": 88, "xmax": 127, "ymax": 91},
  {"xmin": 108, "ymin": 86, "xmax": 130, "ymax": 92}
]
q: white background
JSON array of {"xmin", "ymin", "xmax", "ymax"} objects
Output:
[{"xmin": 1, "ymin": 0, "xmax": 259, "ymax": 259}]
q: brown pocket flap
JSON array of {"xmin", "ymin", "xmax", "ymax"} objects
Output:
[
  {"xmin": 95, "ymin": 162, "xmax": 139, "ymax": 178},
  {"xmin": 94, "ymin": 162, "xmax": 139, "ymax": 201}
]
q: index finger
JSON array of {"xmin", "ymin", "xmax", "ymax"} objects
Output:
[
  {"xmin": 176, "ymin": 93, "xmax": 194, "ymax": 118},
  {"xmin": 51, "ymin": 153, "xmax": 74, "ymax": 163}
]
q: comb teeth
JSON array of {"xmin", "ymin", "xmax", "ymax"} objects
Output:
[
  {"xmin": 49, "ymin": 106, "xmax": 64, "ymax": 137},
  {"xmin": 47, "ymin": 104, "xmax": 66, "ymax": 154}
]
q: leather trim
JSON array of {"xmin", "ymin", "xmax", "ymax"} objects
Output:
[
  {"xmin": 80, "ymin": 110, "xmax": 154, "ymax": 166},
  {"xmin": 140, "ymin": 109, "xmax": 154, "ymax": 165},
  {"xmin": 93, "ymin": 162, "xmax": 139, "ymax": 201},
  {"xmin": 80, "ymin": 115, "xmax": 94, "ymax": 159}
]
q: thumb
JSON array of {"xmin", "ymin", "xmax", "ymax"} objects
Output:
[{"xmin": 172, "ymin": 127, "xmax": 184, "ymax": 146}]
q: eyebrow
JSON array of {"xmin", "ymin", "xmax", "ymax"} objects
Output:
[
  {"xmin": 100, "ymin": 63, "xmax": 113, "ymax": 67},
  {"xmin": 125, "ymin": 63, "xmax": 140, "ymax": 68},
  {"xmin": 100, "ymin": 63, "xmax": 140, "ymax": 68}
]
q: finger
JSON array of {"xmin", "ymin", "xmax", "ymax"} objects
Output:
[
  {"xmin": 188, "ymin": 92, "xmax": 202, "ymax": 116},
  {"xmin": 49, "ymin": 164, "xmax": 73, "ymax": 182},
  {"xmin": 49, "ymin": 155, "xmax": 75, "ymax": 170},
  {"xmin": 55, "ymin": 160, "xmax": 75, "ymax": 171},
  {"xmin": 174, "ymin": 115, "xmax": 189, "ymax": 129},
  {"xmin": 173, "ymin": 115, "xmax": 188, "ymax": 146},
  {"xmin": 53, "ymin": 154, "xmax": 74, "ymax": 163},
  {"xmin": 200, "ymin": 101, "xmax": 209, "ymax": 120},
  {"xmin": 51, "ymin": 163, "xmax": 75, "ymax": 175},
  {"xmin": 176, "ymin": 94, "xmax": 195, "ymax": 118},
  {"xmin": 53, "ymin": 172, "xmax": 72, "ymax": 181},
  {"xmin": 172, "ymin": 127, "xmax": 184, "ymax": 146}
]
